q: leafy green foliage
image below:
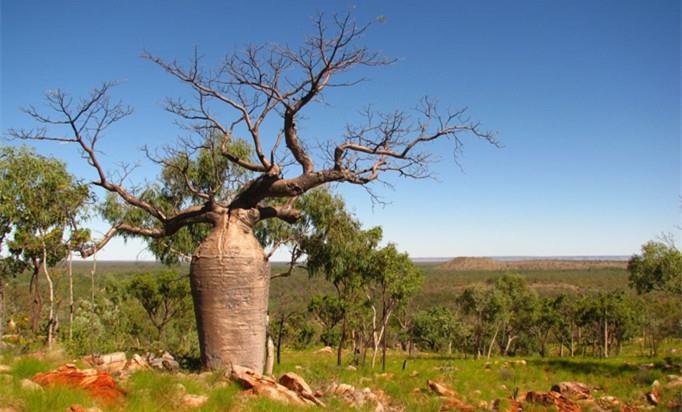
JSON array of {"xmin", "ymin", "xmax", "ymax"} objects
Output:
[
  {"xmin": 0, "ymin": 145, "xmax": 89, "ymax": 274},
  {"xmin": 628, "ymin": 240, "xmax": 682, "ymax": 295}
]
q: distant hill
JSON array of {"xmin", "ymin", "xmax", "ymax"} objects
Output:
[{"xmin": 437, "ymin": 256, "xmax": 628, "ymax": 271}]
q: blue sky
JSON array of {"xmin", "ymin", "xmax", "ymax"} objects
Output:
[{"xmin": 2, "ymin": 1, "xmax": 680, "ymax": 260}]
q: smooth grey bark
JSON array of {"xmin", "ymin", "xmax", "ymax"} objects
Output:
[{"xmin": 189, "ymin": 212, "xmax": 270, "ymax": 372}]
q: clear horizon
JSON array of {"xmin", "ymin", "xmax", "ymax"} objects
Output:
[{"xmin": 2, "ymin": 1, "xmax": 680, "ymax": 261}]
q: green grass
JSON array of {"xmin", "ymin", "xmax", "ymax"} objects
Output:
[{"xmin": 1, "ymin": 345, "xmax": 680, "ymax": 411}]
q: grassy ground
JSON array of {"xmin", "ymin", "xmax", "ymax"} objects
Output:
[{"xmin": 1, "ymin": 343, "xmax": 680, "ymax": 411}]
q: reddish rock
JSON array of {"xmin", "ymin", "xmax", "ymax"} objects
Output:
[
  {"xmin": 32, "ymin": 364, "xmax": 125, "ymax": 403},
  {"xmin": 524, "ymin": 391, "xmax": 580, "ymax": 412},
  {"xmin": 551, "ymin": 381, "xmax": 592, "ymax": 400}
]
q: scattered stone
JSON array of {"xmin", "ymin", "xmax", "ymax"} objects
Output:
[
  {"xmin": 316, "ymin": 346, "xmax": 334, "ymax": 354},
  {"xmin": 278, "ymin": 372, "xmax": 325, "ymax": 406},
  {"xmin": 427, "ymin": 380, "xmax": 457, "ymax": 398},
  {"xmin": 229, "ymin": 365, "xmax": 317, "ymax": 406},
  {"xmin": 0, "ymin": 364, "xmax": 11, "ymax": 373},
  {"xmin": 65, "ymin": 405, "xmax": 103, "ymax": 412},
  {"xmin": 146, "ymin": 352, "xmax": 179, "ymax": 371},
  {"xmin": 327, "ymin": 382, "xmax": 390, "ymax": 411},
  {"xmin": 181, "ymin": 394, "xmax": 208, "ymax": 409},
  {"xmin": 426, "ymin": 380, "xmax": 474, "ymax": 411},
  {"xmin": 294, "ymin": 365, "xmax": 304, "ymax": 370},
  {"xmin": 551, "ymin": 381, "xmax": 592, "ymax": 400},
  {"xmin": 646, "ymin": 388, "xmax": 660, "ymax": 406},
  {"xmin": 524, "ymin": 391, "xmax": 580, "ymax": 412},
  {"xmin": 21, "ymin": 378, "xmax": 43, "ymax": 391},
  {"xmin": 32, "ymin": 364, "xmax": 125, "ymax": 403},
  {"xmin": 82, "ymin": 352, "xmax": 127, "ymax": 373},
  {"xmin": 346, "ymin": 365, "xmax": 357, "ymax": 371},
  {"xmin": 124, "ymin": 354, "xmax": 149, "ymax": 371},
  {"xmin": 440, "ymin": 397, "xmax": 475, "ymax": 411},
  {"xmin": 597, "ymin": 395, "xmax": 621, "ymax": 409},
  {"xmin": 492, "ymin": 398, "xmax": 522, "ymax": 412}
]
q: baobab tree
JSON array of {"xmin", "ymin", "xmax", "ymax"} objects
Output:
[{"xmin": 9, "ymin": 14, "xmax": 497, "ymax": 372}]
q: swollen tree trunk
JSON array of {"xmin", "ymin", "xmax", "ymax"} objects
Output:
[{"xmin": 189, "ymin": 212, "xmax": 270, "ymax": 372}]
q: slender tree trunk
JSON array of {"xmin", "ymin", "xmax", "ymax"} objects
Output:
[
  {"xmin": 67, "ymin": 251, "xmax": 74, "ymax": 341},
  {"xmin": 90, "ymin": 251, "xmax": 97, "ymax": 307},
  {"xmin": 337, "ymin": 313, "xmax": 348, "ymax": 367},
  {"xmin": 276, "ymin": 314, "xmax": 285, "ymax": 365},
  {"xmin": 30, "ymin": 264, "xmax": 42, "ymax": 333},
  {"xmin": 487, "ymin": 323, "xmax": 500, "ymax": 359},
  {"xmin": 381, "ymin": 324, "xmax": 387, "ymax": 371},
  {"xmin": 189, "ymin": 212, "xmax": 270, "ymax": 372},
  {"xmin": 603, "ymin": 315, "xmax": 609, "ymax": 358},
  {"xmin": 265, "ymin": 336, "xmax": 275, "ymax": 376},
  {"xmin": 41, "ymin": 241, "xmax": 55, "ymax": 348},
  {"xmin": 0, "ymin": 277, "xmax": 4, "ymax": 337}
]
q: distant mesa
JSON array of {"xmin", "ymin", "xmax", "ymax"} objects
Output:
[{"xmin": 437, "ymin": 256, "xmax": 627, "ymax": 271}]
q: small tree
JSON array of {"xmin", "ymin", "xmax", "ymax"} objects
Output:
[
  {"xmin": 365, "ymin": 244, "xmax": 422, "ymax": 368},
  {"xmin": 10, "ymin": 14, "xmax": 496, "ymax": 371},
  {"xmin": 0, "ymin": 146, "xmax": 89, "ymax": 345},
  {"xmin": 628, "ymin": 240, "xmax": 682, "ymax": 295},
  {"xmin": 126, "ymin": 270, "xmax": 192, "ymax": 341}
]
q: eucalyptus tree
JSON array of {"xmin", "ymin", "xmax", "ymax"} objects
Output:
[
  {"xmin": 365, "ymin": 244, "xmax": 422, "ymax": 368},
  {"xmin": 628, "ymin": 240, "xmax": 682, "ymax": 296},
  {"xmin": 0, "ymin": 146, "xmax": 89, "ymax": 344},
  {"xmin": 9, "ymin": 15, "xmax": 496, "ymax": 371}
]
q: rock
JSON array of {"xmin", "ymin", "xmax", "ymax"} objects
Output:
[
  {"xmin": 597, "ymin": 395, "xmax": 621, "ymax": 410},
  {"xmin": 551, "ymin": 381, "xmax": 592, "ymax": 400},
  {"xmin": 124, "ymin": 354, "xmax": 148, "ymax": 371},
  {"xmin": 666, "ymin": 377, "xmax": 682, "ymax": 390},
  {"xmin": 0, "ymin": 364, "xmax": 11, "ymax": 373},
  {"xmin": 181, "ymin": 394, "xmax": 208, "ymax": 409},
  {"xmin": 65, "ymin": 405, "xmax": 103, "ymax": 412},
  {"xmin": 316, "ymin": 346, "xmax": 334, "ymax": 354},
  {"xmin": 145, "ymin": 352, "xmax": 179, "ymax": 371},
  {"xmin": 278, "ymin": 372, "xmax": 313, "ymax": 395},
  {"xmin": 427, "ymin": 380, "xmax": 457, "ymax": 397},
  {"xmin": 230, "ymin": 365, "xmax": 317, "ymax": 406},
  {"xmin": 331, "ymin": 383, "xmax": 356, "ymax": 395},
  {"xmin": 426, "ymin": 380, "xmax": 475, "ymax": 411},
  {"xmin": 21, "ymin": 378, "xmax": 43, "ymax": 391},
  {"xmin": 32, "ymin": 364, "xmax": 125, "ymax": 403},
  {"xmin": 441, "ymin": 397, "xmax": 475, "ymax": 411},
  {"xmin": 524, "ymin": 391, "xmax": 580, "ymax": 412},
  {"xmin": 492, "ymin": 398, "xmax": 522, "ymax": 412},
  {"xmin": 646, "ymin": 389, "xmax": 660, "ymax": 405}
]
